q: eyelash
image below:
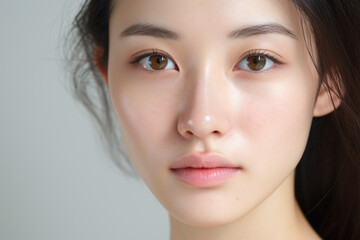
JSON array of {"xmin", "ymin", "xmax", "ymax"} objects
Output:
[
  {"xmin": 242, "ymin": 50, "xmax": 281, "ymax": 65},
  {"xmin": 130, "ymin": 49, "xmax": 176, "ymax": 66},
  {"xmin": 129, "ymin": 48, "xmax": 282, "ymax": 71}
]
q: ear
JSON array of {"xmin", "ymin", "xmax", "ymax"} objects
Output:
[
  {"xmin": 94, "ymin": 46, "xmax": 109, "ymax": 86},
  {"xmin": 313, "ymin": 80, "xmax": 342, "ymax": 117}
]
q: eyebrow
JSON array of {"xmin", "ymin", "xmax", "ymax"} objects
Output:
[
  {"xmin": 119, "ymin": 23, "xmax": 297, "ymax": 40},
  {"xmin": 228, "ymin": 23, "xmax": 297, "ymax": 40},
  {"xmin": 120, "ymin": 23, "xmax": 181, "ymax": 40}
]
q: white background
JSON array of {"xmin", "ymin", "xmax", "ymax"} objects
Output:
[{"xmin": 0, "ymin": 1, "xmax": 169, "ymax": 239}]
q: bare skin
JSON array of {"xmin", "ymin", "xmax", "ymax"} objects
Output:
[{"xmin": 96, "ymin": 0, "xmax": 340, "ymax": 239}]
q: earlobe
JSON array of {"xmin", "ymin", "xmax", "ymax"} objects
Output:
[
  {"xmin": 313, "ymin": 81, "xmax": 342, "ymax": 117},
  {"xmin": 94, "ymin": 46, "xmax": 109, "ymax": 86}
]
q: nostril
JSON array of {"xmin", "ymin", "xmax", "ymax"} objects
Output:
[
  {"xmin": 185, "ymin": 130, "xmax": 193, "ymax": 137},
  {"xmin": 211, "ymin": 130, "xmax": 223, "ymax": 137}
]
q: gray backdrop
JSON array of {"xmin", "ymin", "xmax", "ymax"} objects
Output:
[{"xmin": 0, "ymin": 1, "xmax": 169, "ymax": 239}]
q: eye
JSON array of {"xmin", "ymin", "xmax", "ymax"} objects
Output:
[
  {"xmin": 235, "ymin": 52, "xmax": 279, "ymax": 72},
  {"xmin": 138, "ymin": 54, "xmax": 176, "ymax": 71}
]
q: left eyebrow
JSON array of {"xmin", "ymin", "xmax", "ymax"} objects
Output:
[{"xmin": 228, "ymin": 23, "xmax": 297, "ymax": 40}]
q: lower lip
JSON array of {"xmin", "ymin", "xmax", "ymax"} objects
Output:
[{"xmin": 171, "ymin": 167, "xmax": 241, "ymax": 187}]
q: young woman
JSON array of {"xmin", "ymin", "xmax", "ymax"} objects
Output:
[{"xmin": 67, "ymin": 0, "xmax": 360, "ymax": 239}]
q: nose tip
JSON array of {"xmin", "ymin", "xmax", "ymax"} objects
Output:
[{"xmin": 177, "ymin": 114, "xmax": 229, "ymax": 140}]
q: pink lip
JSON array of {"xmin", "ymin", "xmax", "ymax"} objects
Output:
[{"xmin": 170, "ymin": 152, "xmax": 242, "ymax": 187}]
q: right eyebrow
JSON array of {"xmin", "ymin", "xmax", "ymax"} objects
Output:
[{"xmin": 120, "ymin": 23, "xmax": 181, "ymax": 40}]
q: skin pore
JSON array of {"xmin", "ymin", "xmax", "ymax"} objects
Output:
[{"xmin": 96, "ymin": 0, "xmax": 340, "ymax": 239}]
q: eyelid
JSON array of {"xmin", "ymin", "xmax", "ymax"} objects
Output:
[
  {"xmin": 242, "ymin": 50, "xmax": 281, "ymax": 64},
  {"xmin": 233, "ymin": 49, "xmax": 283, "ymax": 72},
  {"xmin": 129, "ymin": 48, "xmax": 283, "ymax": 72},
  {"xmin": 129, "ymin": 49, "xmax": 178, "ymax": 70}
]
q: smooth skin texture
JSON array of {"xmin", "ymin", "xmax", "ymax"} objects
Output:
[{"xmin": 96, "ymin": 0, "xmax": 340, "ymax": 239}]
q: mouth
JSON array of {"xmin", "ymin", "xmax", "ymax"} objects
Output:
[
  {"xmin": 171, "ymin": 167, "xmax": 241, "ymax": 187},
  {"xmin": 170, "ymin": 152, "xmax": 242, "ymax": 187}
]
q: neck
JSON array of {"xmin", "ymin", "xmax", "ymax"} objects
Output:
[{"xmin": 169, "ymin": 172, "xmax": 321, "ymax": 240}]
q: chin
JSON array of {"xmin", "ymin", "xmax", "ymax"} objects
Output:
[{"xmin": 167, "ymin": 198, "xmax": 250, "ymax": 228}]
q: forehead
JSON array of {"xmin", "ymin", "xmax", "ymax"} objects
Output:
[{"xmin": 110, "ymin": 0, "xmax": 302, "ymax": 40}]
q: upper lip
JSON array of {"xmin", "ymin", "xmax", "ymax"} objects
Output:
[{"xmin": 170, "ymin": 152, "xmax": 241, "ymax": 169}]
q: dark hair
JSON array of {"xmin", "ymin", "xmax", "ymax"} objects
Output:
[{"xmin": 66, "ymin": 0, "xmax": 360, "ymax": 239}]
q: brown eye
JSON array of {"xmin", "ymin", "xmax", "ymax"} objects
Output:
[
  {"xmin": 150, "ymin": 55, "xmax": 168, "ymax": 70},
  {"xmin": 139, "ymin": 54, "xmax": 176, "ymax": 71},
  {"xmin": 247, "ymin": 56, "xmax": 266, "ymax": 71},
  {"xmin": 236, "ymin": 54, "xmax": 275, "ymax": 72}
]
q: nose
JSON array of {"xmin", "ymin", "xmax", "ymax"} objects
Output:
[{"xmin": 177, "ymin": 67, "xmax": 231, "ymax": 140}]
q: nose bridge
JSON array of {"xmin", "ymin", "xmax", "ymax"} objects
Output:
[
  {"xmin": 177, "ymin": 58, "xmax": 231, "ymax": 140},
  {"xmin": 188, "ymin": 61, "xmax": 223, "ymax": 116}
]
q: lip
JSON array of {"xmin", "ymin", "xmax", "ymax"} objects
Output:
[{"xmin": 170, "ymin": 152, "xmax": 242, "ymax": 187}]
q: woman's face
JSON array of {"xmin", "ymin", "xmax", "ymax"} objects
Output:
[{"xmin": 107, "ymin": 0, "xmax": 319, "ymax": 226}]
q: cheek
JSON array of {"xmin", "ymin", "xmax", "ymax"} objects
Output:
[
  {"xmin": 108, "ymin": 68, "xmax": 180, "ymax": 179},
  {"xmin": 241, "ymin": 72, "xmax": 316, "ymax": 177}
]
